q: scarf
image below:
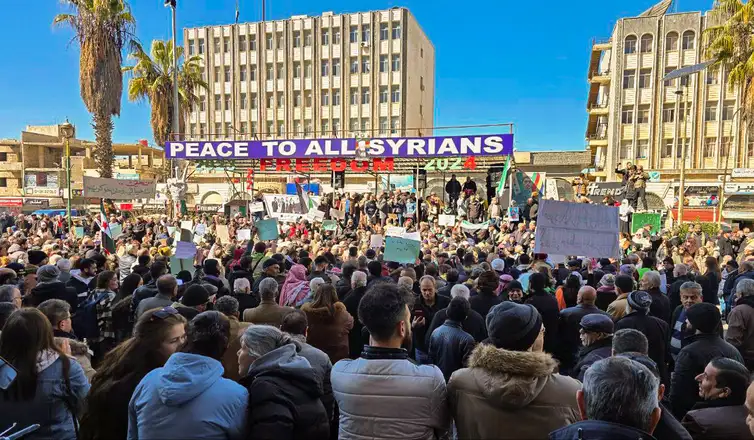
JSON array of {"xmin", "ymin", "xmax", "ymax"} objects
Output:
[
  {"xmin": 670, "ymin": 308, "xmax": 688, "ymax": 360},
  {"xmin": 36, "ymin": 349, "xmax": 59, "ymax": 373},
  {"xmin": 736, "ymin": 295, "xmax": 754, "ymax": 310},
  {"xmin": 279, "ymin": 265, "xmax": 310, "ymax": 307}
]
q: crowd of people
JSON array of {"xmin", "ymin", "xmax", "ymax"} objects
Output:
[{"xmin": 0, "ymin": 191, "xmax": 754, "ymax": 439}]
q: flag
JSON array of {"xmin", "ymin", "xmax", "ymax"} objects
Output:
[
  {"xmin": 295, "ymin": 179, "xmax": 315, "ymax": 213},
  {"xmin": 235, "ymin": 0, "xmax": 240, "ymax": 23},
  {"xmin": 496, "ymin": 156, "xmax": 512, "ymax": 196},
  {"xmin": 99, "ymin": 199, "xmax": 115, "ymax": 255},
  {"xmin": 528, "ymin": 172, "xmax": 545, "ymax": 195}
]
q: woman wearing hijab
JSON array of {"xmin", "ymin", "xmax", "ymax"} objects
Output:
[{"xmin": 279, "ymin": 264, "xmax": 311, "ymax": 307}]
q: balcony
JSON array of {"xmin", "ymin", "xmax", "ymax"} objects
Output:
[
  {"xmin": 589, "ymin": 69, "xmax": 611, "ymax": 84},
  {"xmin": 587, "ymin": 133, "xmax": 608, "ymax": 147},
  {"xmin": 0, "ymin": 162, "xmax": 23, "ymax": 171},
  {"xmin": 592, "ymin": 38, "xmax": 611, "ymax": 52},
  {"xmin": 588, "ymin": 102, "xmax": 609, "ymax": 116}
]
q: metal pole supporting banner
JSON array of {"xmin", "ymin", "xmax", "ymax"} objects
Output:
[
  {"xmin": 170, "ymin": 3, "xmax": 180, "ymax": 167},
  {"xmin": 678, "ymin": 84, "xmax": 689, "ymax": 225},
  {"xmin": 66, "ymin": 138, "xmax": 72, "ymax": 232}
]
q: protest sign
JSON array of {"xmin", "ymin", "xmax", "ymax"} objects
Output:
[
  {"xmin": 322, "ymin": 220, "xmax": 338, "ymax": 231},
  {"xmin": 330, "ymin": 208, "xmax": 345, "ymax": 220},
  {"xmin": 109, "ymin": 224, "xmax": 122, "ymax": 239},
  {"xmin": 306, "ymin": 209, "xmax": 326, "ymax": 222},
  {"xmin": 180, "ymin": 220, "xmax": 193, "ymax": 231},
  {"xmin": 167, "ymin": 226, "xmax": 176, "ymax": 237},
  {"xmin": 384, "ymin": 236, "xmax": 421, "ymax": 264},
  {"xmin": 215, "ymin": 224, "xmax": 229, "ymax": 242},
  {"xmin": 175, "ymin": 241, "xmax": 197, "ymax": 259},
  {"xmin": 83, "ymin": 176, "xmax": 156, "ymax": 200},
  {"xmin": 439, "ymin": 214, "xmax": 456, "ymax": 226},
  {"xmin": 74, "ymin": 226, "xmax": 84, "ymax": 238},
  {"xmin": 370, "ymin": 234, "xmax": 384, "ymax": 248},
  {"xmin": 402, "ymin": 231, "xmax": 421, "ymax": 241},
  {"xmin": 461, "ymin": 221, "xmax": 490, "ymax": 230},
  {"xmin": 249, "ymin": 202, "xmax": 265, "ymax": 213},
  {"xmin": 236, "ymin": 229, "xmax": 251, "ymax": 241},
  {"xmin": 630, "ymin": 212, "xmax": 662, "ymax": 234},
  {"xmin": 263, "ymin": 194, "xmax": 321, "ymax": 222},
  {"xmin": 507, "ymin": 207, "xmax": 520, "ymax": 222},
  {"xmin": 534, "ymin": 200, "xmax": 620, "ymax": 258},
  {"xmin": 255, "ymin": 219, "xmax": 279, "ymax": 241},
  {"xmin": 170, "ymin": 257, "xmax": 195, "ymax": 277},
  {"xmin": 194, "ymin": 223, "xmax": 206, "ymax": 236},
  {"xmin": 385, "ymin": 226, "xmax": 406, "ymax": 237}
]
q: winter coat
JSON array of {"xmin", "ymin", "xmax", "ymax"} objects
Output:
[
  {"xmin": 335, "ymin": 276, "xmax": 352, "ymax": 300},
  {"xmin": 128, "ymin": 352, "xmax": 247, "ymax": 440},
  {"xmin": 445, "ymin": 179, "xmax": 462, "ymax": 196},
  {"xmin": 301, "ymin": 301, "xmax": 354, "ymax": 364},
  {"xmin": 331, "ymin": 346, "xmax": 450, "ymax": 440},
  {"xmin": 549, "ymin": 420, "xmax": 658, "ymax": 440},
  {"xmin": 725, "ymin": 298, "xmax": 754, "ymax": 371},
  {"xmin": 222, "ymin": 316, "xmax": 251, "ymax": 382},
  {"xmin": 118, "ymin": 253, "xmax": 136, "ymax": 281},
  {"xmin": 67, "ymin": 273, "xmax": 94, "ymax": 298},
  {"xmin": 669, "ymin": 275, "xmax": 695, "ymax": 311},
  {"xmin": 227, "ymin": 268, "xmax": 254, "ymax": 294},
  {"xmin": 669, "ymin": 334, "xmax": 744, "ymax": 420},
  {"xmin": 572, "ymin": 337, "xmax": 613, "ymax": 382},
  {"xmin": 202, "ymin": 275, "xmax": 230, "ymax": 297},
  {"xmin": 413, "ymin": 294, "xmax": 451, "ymax": 354},
  {"xmin": 26, "ymin": 281, "xmax": 79, "ymax": 312},
  {"xmin": 595, "ymin": 286, "xmax": 617, "ymax": 311},
  {"xmin": 526, "ymin": 291, "xmax": 561, "ymax": 355},
  {"xmin": 240, "ymin": 344, "xmax": 329, "ymax": 440},
  {"xmin": 289, "ymin": 336, "xmax": 334, "ymax": 422},
  {"xmin": 558, "ymin": 304, "xmax": 609, "ymax": 372},
  {"xmin": 646, "ymin": 287, "xmax": 672, "ymax": 325},
  {"xmin": 701, "ymin": 271, "xmax": 720, "ymax": 306},
  {"xmin": 654, "ymin": 402, "xmax": 694, "ymax": 440},
  {"xmin": 469, "ymin": 290, "xmax": 502, "ymax": 319},
  {"xmin": 449, "ymin": 344, "xmax": 581, "ymax": 440},
  {"xmin": 242, "ymin": 299, "xmax": 294, "ymax": 327},
  {"xmin": 53, "ymin": 332, "xmax": 96, "ymax": 383},
  {"xmin": 342, "ymin": 286, "xmax": 368, "ymax": 359},
  {"xmin": 428, "ymin": 320, "xmax": 475, "ymax": 382},
  {"xmin": 607, "ymin": 293, "xmax": 629, "ymax": 320},
  {"xmin": 425, "ymin": 307, "xmax": 487, "ymax": 347},
  {"xmin": 616, "ymin": 312, "xmax": 670, "ymax": 386},
  {"xmin": 131, "ymin": 280, "xmax": 159, "ymax": 315},
  {"xmin": 0, "ymin": 355, "xmax": 89, "ymax": 440},
  {"xmin": 681, "ymin": 400, "xmax": 754, "ymax": 440}
]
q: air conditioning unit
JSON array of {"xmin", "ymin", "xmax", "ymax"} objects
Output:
[{"xmin": 361, "ymin": 42, "xmax": 369, "ymax": 48}]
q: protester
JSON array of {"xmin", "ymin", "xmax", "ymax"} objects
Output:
[
  {"xmin": 669, "ymin": 264, "xmax": 694, "ymax": 311},
  {"xmin": 25, "ymin": 264, "xmax": 78, "ymax": 311},
  {"xmin": 413, "ymin": 275, "xmax": 451, "ymax": 364},
  {"xmin": 342, "ymin": 270, "xmax": 368, "ymax": 358},
  {"xmin": 595, "ymin": 273, "xmax": 618, "ymax": 311},
  {"xmin": 671, "ymin": 281, "xmax": 704, "ymax": 361},
  {"xmin": 607, "ymin": 274, "xmax": 634, "ymax": 320},
  {"xmin": 726, "ymin": 278, "xmax": 754, "ymax": 371},
  {"xmin": 128, "ymin": 311, "xmax": 247, "ymax": 439},
  {"xmin": 37, "ymin": 298, "xmax": 96, "ymax": 381},
  {"xmin": 425, "ymin": 283, "xmax": 487, "ymax": 346},
  {"xmin": 612, "ymin": 328, "xmax": 649, "ymax": 356},
  {"xmin": 572, "ymin": 314, "xmax": 614, "ymax": 381},
  {"xmin": 428, "ymin": 296, "xmax": 475, "ymax": 381},
  {"xmin": 526, "ymin": 272, "xmax": 560, "ymax": 355},
  {"xmin": 616, "ymin": 290, "xmax": 670, "ymax": 385},
  {"xmin": 558, "ymin": 286, "xmax": 609, "ymax": 372},
  {"xmin": 135, "ymin": 274, "xmax": 177, "ymax": 318},
  {"xmin": 215, "ymin": 296, "xmax": 251, "ymax": 382},
  {"xmin": 243, "ymin": 278, "xmax": 294, "ymax": 326},
  {"xmin": 230, "ymin": 277, "xmax": 259, "ymax": 316},
  {"xmin": 641, "ymin": 270, "xmax": 671, "ymax": 324},
  {"xmin": 172, "ymin": 283, "xmax": 210, "ymax": 320},
  {"xmin": 0, "ymin": 284, "xmax": 21, "ymax": 309},
  {"xmin": 67, "ymin": 257, "xmax": 97, "ymax": 299},
  {"xmin": 252, "ymin": 258, "xmax": 281, "ymax": 294},
  {"xmin": 301, "ymin": 283, "xmax": 354, "ymax": 364}
]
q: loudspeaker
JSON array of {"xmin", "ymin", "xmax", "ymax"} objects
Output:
[
  {"xmin": 332, "ymin": 170, "xmax": 345, "ymax": 189},
  {"xmin": 415, "ymin": 169, "xmax": 427, "ymax": 190}
]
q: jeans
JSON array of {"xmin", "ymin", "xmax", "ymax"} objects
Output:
[
  {"xmin": 634, "ymin": 187, "xmax": 647, "ymax": 210},
  {"xmin": 448, "ymin": 194, "xmax": 459, "ymax": 214}
]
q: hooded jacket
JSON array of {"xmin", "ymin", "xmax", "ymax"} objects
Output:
[
  {"xmin": 448, "ymin": 344, "xmax": 581, "ymax": 439},
  {"xmin": 240, "ymin": 344, "xmax": 329, "ymax": 440},
  {"xmin": 549, "ymin": 420, "xmax": 658, "ymax": 440},
  {"xmin": 27, "ymin": 281, "xmax": 79, "ymax": 311},
  {"xmin": 301, "ymin": 302, "xmax": 354, "ymax": 364},
  {"xmin": 127, "ymin": 352, "xmax": 247, "ymax": 440}
]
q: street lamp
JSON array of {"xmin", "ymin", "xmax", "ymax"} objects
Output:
[
  {"xmin": 165, "ymin": 0, "xmax": 179, "ymax": 177},
  {"xmin": 59, "ymin": 120, "xmax": 75, "ymax": 233}
]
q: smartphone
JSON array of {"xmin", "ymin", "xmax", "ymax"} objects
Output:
[
  {"xmin": 0, "ymin": 356, "xmax": 17, "ymax": 390},
  {"xmin": 414, "ymin": 309, "xmax": 425, "ymax": 319}
]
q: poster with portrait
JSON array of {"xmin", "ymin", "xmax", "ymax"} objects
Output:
[{"xmin": 263, "ymin": 194, "xmax": 321, "ymax": 222}]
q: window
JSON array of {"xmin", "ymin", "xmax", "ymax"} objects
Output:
[
  {"xmin": 637, "ymin": 140, "xmax": 649, "ymax": 159},
  {"xmin": 666, "ymin": 32, "xmax": 679, "ymax": 51},
  {"xmin": 350, "ymin": 26, "xmax": 358, "ymax": 43},
  {"xmin": 361, "ymin": 118, "xmax": 370, "ymax": 132},
  {"xmin": 224, "ymin": 95, "xmax": 231, "ymax": 111},
  {"xmin": 680, "ymin": 74, "xmax": 691, "ymax": 87},
  {"xmin": 294, "ymin": 62, "xmax": 301, "ymax": 78},
  {"xmin": 350, "ymin": 88, "xmax": 359, "ymax": 105},
  {"xmin": 198, "ymin": 39, "xmax": 205, "ymax": 54},
  {"xmin": 379, "ymin": 86, "xmax": 388, "ymax": 103},
  {"xmin": 266, "ymin": 63, "xmax": 273, "ymax": 79},
  {"xmin": 677, "ymin": 139, "xmax": 688, "ymax": 158},
  {"xmin": 362, "ymin": 24, "xmax": 370, "ymax": 42},
  {"xmin": 214, "ymin": 94, "xmax": 221, "ymax": 109},
  {"xmin": 661, "ymin": 139, "xmax": 673, "ymax": 158},
  {"xmin": 240, "ymin": 65, "xmax": 247, "ymax": 82},
  {"xmin": 293, "ymin": 121, "xmax": 301, "ymax": 136},
  {"xmin": 638, "ymin": 70, "xmax": 651, "ymax": 88},
  {"xmin": 392, "ymin": 55, "xmax": 401, "ymax": 72},
  {"xmin": 707, "ymin": 66, "xmax": 719, "ymax": 85},
  {"xmin": 304, "ymin": 62, "xmax": 312, "ymax": 78},
  {"xmin": 304, "ymin": 31, "xmax": 312, "ymax": 47},
  {"xmin": 214, "ymin": 66, "xmax": 220, "ymax": 83},
  {"xmin": 704, "ymin": 138, "xmax": 715, "ymax": 157},
  {"xmin": 723, "ymin": 103, "xmax": 736, "ymax": 120},
  {"xmin": 682, "ymin": 31, "xmax": 695, "ymax": 50},
  {"xmin": 266, "ymin": 33, "xmax": 273, "ymax": 50},
  {"xmin": 705, "ymin": 104, "xmax": 718, "ymax": 121},
  {"xmin": 391, "ymin": 117, "xmax": 399, "ymax": 134},
  {"xmin": 188, "ymin": 40, "xmax": 194, "ymax": 55},
  {"xmin": 322, "ymin": 29, "xmax": 329, "ymax": 46},
  {"xmin": 663, "ymin": 105, "xmax": 675, "ymax": 122},
  {"xmin": 239, "ymin": 35, "xmax": 246, "ymax": 51},
  {"xmin": 277, "ymin": 92, "xmax": 284, "ymax": 107},
  {"xmin": 321, "ymin": 60, "xmax": 329, "ymax": 76},
  {"xmin": 294, "ymin": 91, "xmax": 302, "ymax": 107},
  {"xmin": 748, "ymin": 140, "xmax": 754, "ymax": 160},
  {"xmin": 189, "ymin": 123, "xmax": 196, "ymax": 136},
  {"xmin": 293, "ymin": 31, "xmax": 301, "ymax": 48},
  {"xmin": 392, "ymin": 22, "xmax": 401, "ymax": 39},
  {"xmin": 637, "ymin": 107, "xmax": 650, "ymax": 123},
  {"xmin": 333, "ymin": 27, "xmax": 341, "ymax": 44},
  {"xmin": 721, "ymin": 137, "xmax": 731, "ymax": 158},
  {"xmin": 333, "ymin": 119, "xmax": 341, "ymax": 135},
  {"xmin": 276, "ymin": 32, "xmax": 283, "ymax": 49},
  {"xmin": 250, "ymin": 65, "xmax": 257, "ymax": 81},
  {"xmin": 623, "ymin": 70, "xmax": 635, "ymax": 89},
  {"xmin": 267, "ymin": 92, "xmax": 274, "ymax": 108},
  {"xmin": 350, "ymin": 57, "xmax": 359, "ymax": 74},
  {"xmin": 321, "ymin": 90, "xmax": 330, "ymax": 106},
  {"xmin": 391, "ymin": 86, "xmax": 400, "ymax": 103},
  {"xmin": 380, "ymin": 55, "xmax": 388, "ymax": 73},
  {"xmin": 379, "ymin": 117, "xmax": 388, "ymax": 134},
  {"xmin": 305, "ymin": 121, "xmax": 312, "ymax": 137},
  {"xmin": 621, "ymin": 106, "xmax": 634, "ymax": 124},
  {"xmin": 619, "ymin": 141, "xmax": 633, "ymax": 160},
  {"xmin": 333, "ymin": 59, "xmax": 341, "ymax": 76},
  {"xmin": 305, "ymin": 91, "xmax": 312, "ymax": 107},
  {"xmin": 333, "ymin": 89, "xmax": 341, "ymax": 106},
  {"xmin": 240, "ymin": 93, "xmax": 247, "ymax": 109},
  {"xmin": 362, "ymin": 57, "xmax": 370, "ymax": 73},
  {"xmin": 380, "ymin": 23, "xmax": 389, "ymax": 40},
  {"xmin": 664, "ymin": 67, "xmax": 676, "ymax": 87},
  {"xmin": 267, "ymin": 122, "xmax": 274, "ymax": 137},
  {"xmin": 224, "ymin": 66, "xmax": 230, "ymax": 83},
  {"xmin": 214, "ymin": 122, "xmax": 222, "ymax": 137},
  {"xmin": 223, "ymin": 37, "xmax": 229, "ymax": 53},
  {"xmin": 640, "ymin": 34, "xmax": 653, "ymax": 53},
  {"xmin": 249, "ymin": 35, "xmax": 256, "ymax": 50},
  {"xmin": 362, "ymin": 88, "xmax": 370, "ymax": 104},
  {"xmin": 278, "ymin": 123, "xmax": 285, "ymax": 137},
  {"xmin": 350, "ymin": 119, "xmax": 358, "ymax": 132},
  {"xmin": 251, "ymin": 93, "xmax": 257, "ymax": 109},
  {"xmin": 321, "ymin": 119, "xmax": 329, "ymax": 135},
  {"xmin": 213, "ymin": 37, "xmax": 220, "ymax": 52},
  {"xmin": 624, "ymin": 36, "xmax": 637, "ymax": 54},
  {"xmin": 277, "ymin": 63, "xmax": 284, "ymax": 79},
  {"xmin": 199, "ymin": 95, "xmax": 206, "ymax": 111},
  {"xmin": 199, "ymin": 123, "xmax": 206, "ymax": 136}
]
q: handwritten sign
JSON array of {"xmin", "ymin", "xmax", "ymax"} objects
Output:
[
  {"xmin": 385, "ymin": 226, "xmax": 406, "ymax": 237},
  {"xmin": 330, "ymin": 208, "xmax": 345, "ymax": 220},
  {"xmin": 215, "ymin": 224, "xmax": 229, "ymax": 242},
  {"xmin": 384, "ymin": 236, "xmax": 421, "ymax": 264},
  {"xmin": 402, "ymin": 231, "xmax": 421, "ymax": 241},
  {"xmin": 83, "ymin": 176, "xmax": 156, "ymax": 200},
  {"xmin": 255, "ymin": 219, "xmax": 279, "ymax": 241},
  {"xmin": 534, "ymin": 199, "xmax": 620, "ymax": 258},
  {"xmin": 249, "ymin": 202, "xmax": 265, "ymax": 213},
  {"xmin": 439, "ymin": 214, "xmax": 456, "ymax": 226},
  {"xmin": 236, "ymin": 229, "xmax": 251, "ymax": 241},
  {"xmin": 109, "ymin": 224, "xmax": 122, "ymax": 239},
  {"xmin": 180, "ymin": 220, "xmax": 193, "ymax": 231},
  {"xmin": 370, "ymin": 234, "xmax": 384, "ymax": 248},
  {"xmin": 74, "ymin": 226, "xmax": 85, "ymax": 238},
  {"xmin": 322, "ymin": 220, "xmax": 338, "ymax": 231},
  {"xmin": 175, "ymin": 241, "xmax": 198, "ymax": 259},
  {"xmin": 194, "ymin": 223, "xmax": 206, "ymax": 236},
  {"xmin": 167, "ymin": 226, "xmax": 176, "ymax": 236},
  {"xmin": 306, "ymin": 209, "xmax": 326, "ymax": 222},
  {"xmin": 170, "ymin": 257, "xmax": 195, "ymax": 277}
]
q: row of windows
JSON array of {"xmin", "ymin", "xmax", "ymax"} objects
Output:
[
  {"xmin": 618, "ymin": 137, "xmax": 752, "ymax": 160},
  {"xmin": 188, "ymin": 117, "xmax": 402, "ymax": 137},
  {"xmin": 624, "ymin": 30, "xmax": 695, "ymax": 55},
  {"xmin": 187, "ymin": 22, "xmax": 402, "ymax": 55},
  {"xmin": 620, "ymin": 102, "xmax": 736, "ymax": 124},
  {"xmin": 622, "ymin": 65, "xmax": 723, "ymax": 90},
  {"xmin": 199, "ymin": 86, "xmax": 402, "ymax": 111}
]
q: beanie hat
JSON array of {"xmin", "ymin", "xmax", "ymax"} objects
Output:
[
  {"xmin": 182, "ymin": 284, "xmax": 210, "ymax": 307},
  {"xmin": 627, "ymin": 290, "xmax": 653, "ymax": 313},
  {"xmin": 27, "ymin": 250, "xmax": 48, "ymax": 266},
  {"xmin": 686, "ymin": 303, "xmax": 721, "ymax": 334},
  {"xmin": 506, "ymin": 280, "xmax": 523, "ymax": 292},
  {"xmin": 485, "ymin": 302, "xmax": 542, "ymax": 351},
  {"xmin": 36, "ymin": 264, "xmax": 60, "ymax": 283}
]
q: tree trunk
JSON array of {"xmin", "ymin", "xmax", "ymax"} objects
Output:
[{"xmin": 92, "ymin": 111, "xmax": 114, "ymax": 178}]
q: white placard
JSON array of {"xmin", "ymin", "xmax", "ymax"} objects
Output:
[
  {"xmin": 439, "ymin": 214, "xmax": 456, "ymax": 226},
  {"xmin": 262, "ymin": 194, "xmax": 321, "ymax": 222},
  {"xmin": 306, "ymin": 209, "xmax": 326, "ymax": 222},
  {"xmin": 236, "ymin": 229, "xmax": 251, "ymax": 241},
  {"xmin": 370, "ymin": 234, "xmax": 384, "ymax": 248},
  {"xmin": 180, "ymin": 220, "xmax": 193, "ymax": 231},
  {"xmin": 249, "ymin": 202, "xmax": 265, "ymax": 213},
  {"xmin": 402, "ymin": 231, "xmax": 421, "ymax": 241},
  {"xmin": 534, "ymin": 199, "xmax": 620, "ymax": 258},
  {"xmin": 330, "ymin": 208, "xmax": 345, "ymax": 220},
  {"xmin": 385, "ymin": 226, "xmax": 406, "ymax": 237},
  {"xmin": 83, "ymin": 176, "xmax": 157, "ymax": 200}
]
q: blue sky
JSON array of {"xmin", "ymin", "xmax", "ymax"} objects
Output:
[{"xmin": 0, "ymin": 0, "xmax": 712, "ymax": 151}]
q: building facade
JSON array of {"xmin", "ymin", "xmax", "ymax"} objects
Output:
[
  {"xmin": 586, "ymin": 1, "xmax": 754, "ymax": 184},
  {"xmin": 183, "ymin": 7, "xmax": 435, "ymax": 142}
]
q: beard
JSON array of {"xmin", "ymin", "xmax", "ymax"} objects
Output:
[{"xmin": 401, "ymin": 325, "xmax": 413, "ymax": 352}]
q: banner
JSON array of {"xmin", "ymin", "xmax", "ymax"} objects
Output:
[
  {"xmin": 534, "ymin": 200, "xmax": 620, "ymax": 258},
  {"xmin": 631, "ymin": 212, "xmax": 662, "ymax": 234},
  {"xmin": 263, "ymin": 194, "xmax": 321, "ymax": 222},
  {"xmin": 165, "ymin": 134, "xmax": 514, "ymax": 159},
  {"xmin": 461, "ymin": 220, "xmax": 490, "ymax": 230},
  {"xmin": 511, "ymin": 170, "xmax": 545, "ymax": 208},
  {"xmin": 383, "ymin": 236, "xmax": 421, "ymax": 264},
  {"xmin": 83, "ymin": 176, "xmax": 157, "ymax": 200}
]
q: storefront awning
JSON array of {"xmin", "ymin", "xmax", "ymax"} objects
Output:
[{"xmin": 723, "ymin": 193, "xmax": 754, "ymax": 220}]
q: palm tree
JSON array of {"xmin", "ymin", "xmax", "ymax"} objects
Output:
[
  {"xmin": 53, "ymin": 0, "xmax": 135, "ymax": 178},
  {"xmin": 705, "ymin": 0, "xmax": 754, "ymax": 127},
  {"xmin": 123, "ymin": 39, "xmax": 207, "ymax": 147}
]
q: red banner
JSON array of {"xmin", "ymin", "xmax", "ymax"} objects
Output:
[
  {"xmin": 119, "ymin": 203, "xmax": 133, "ymax": 211},
  {"xmin": 0, "ymin": 198, "xmax": 23, "ymax": 207}
]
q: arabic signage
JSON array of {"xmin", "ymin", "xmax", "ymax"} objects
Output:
[
  {"xmin": 83, "ymin": 176, "xmax": 157, "ymax": 200},
  {"xmin": 732, "ymin": 168, "xmax": 754, "ymax": 178},
  {"xmin": 24, "ymin": 172, "xmax": 59, "ymax": 188},
  {"xmin": 0, "ymin": 198, "xmax": 23, "ymax": 207},
  {"xmin": 23, "ymin": 198, "xmax": 49, "ymax": 208},
  {"xmin": 165, "ymin": 134, "xmax": 514, "ymax": 160}
]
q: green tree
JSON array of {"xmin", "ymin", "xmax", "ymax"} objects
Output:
[{"xmin": 53, "ymin": 0, "xmax": 136, "ymax": 178}]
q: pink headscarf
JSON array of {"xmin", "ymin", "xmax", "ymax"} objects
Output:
[{"xmin": 279, "ymin": 264, "xmax": 310, "ymax": 307}]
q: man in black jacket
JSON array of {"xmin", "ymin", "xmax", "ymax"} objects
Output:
[
  {"xmin": 335, "ymin": 262, "xmax": 357, "ymax": 300},
  {"xmin": 616, "ymin": 290, "xmax": 670, "ymax": 387},
  {"xmin": 669, "ymin": 264, "xmax": 694, "ymax": 311},
  {"xmin": 669, "ymin": 302, "xmax": 744, "ymax": 420},
  {"xmin": 641, "ymin": 271, "xmax": 671, "ymax": 325},
  {"xmin": 428, "ymin": 296, "xmax": 475, "ymax": 382},
  {"xmin": 424, "ymin": 284, "xmax": 487, "ymax": 347},
  {"xmin": 572, "ymin": 314, "xmax": 614, "ymax": 381},
  {"xmin": 445, "ymin": 174, "xmax": 462, "ymax": 213},
  {"xmin": 252, "ymin": 259, "xmax": 280, "ymax": 294},
  {"xmin": 66, "ymin": 258, "xmax": 97, "ymax": 300},
  {"xmin": 558, "ymin": 286, "xmax": 609, "ymax": 373},
  {"xmin": 343, "ymin": 271, "xmax": 369, "ymax": 359},
  {"xmin": 525, "ymin": 272, "xmax": 560, "ymax": 355},
  {"xmin": 412, "ymin": 275, "xmax": 450, "ymax": 364},
  {"xmin": 717, "ymin": 231, "xmax": 735, "ymax": 258},
  {"xmin": 131, "ymin": 261, "xmax": 167, "ymax": 316},
  {"xmin": 227, "ymin": 255, "xmax": 255, "ymax": 293},
  {"xmin": 27, "ymin": 265, "xmax": 79, "ymax": 311}
]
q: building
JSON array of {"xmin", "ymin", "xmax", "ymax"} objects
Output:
[
  {"xmin": 183, "ymin": 7, "xmax": 435, "ymax": 142},
  {"xmin": 586, "ymin": 0, "xmax": 754, "ymax": 186}
]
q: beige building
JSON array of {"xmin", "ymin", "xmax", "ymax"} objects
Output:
[
  {"xmin": 586, "ymin": 0, "xmax": 754, "ymax": 183},
  {"xmin": 183, "ymin": 7, "xmax": 435, "ymax": 142}
]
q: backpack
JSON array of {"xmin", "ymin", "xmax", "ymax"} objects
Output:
[{"xmin": 72, "ymin": 290, "xmax": 109, "ymax": 341}]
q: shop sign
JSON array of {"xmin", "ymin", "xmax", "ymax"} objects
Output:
[
  {"xmin": 196, "ymin": 205, "xmax": 222, "ymax": 213},
  {"xmin": 732, "ymin": 168, "xmax": 754, "ymax": 178},
  {"xmin": 725, "ymin": 183, "xmax": 754, "ymax": 194},
  {"xmin": 0, "ymin": 198, "xmax": 23, "ymax": 207},
  {"xmin": 585, "ymin": 182, "xmax": 625, "ymax": 203},
  {"xmin": 114, "ymin": 173, "xmax": 140, "ymax": 180},
  {"xmin": 23, "ymin": 198, "xmax": 49, "ymax": 208},
  {"xmin": 25, "ymin": 187, "xmax": 61, "ymax": 197},
  {"xmin": 119, "ymin": 203, "xmax": 133, "ymax": 211}
]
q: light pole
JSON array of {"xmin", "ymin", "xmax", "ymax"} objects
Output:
[
  {"xmin": 59, "ymin": 120, "xmax": 75, "ymax": 233},
  {"xmin": 676, "ymin": 84, "xmax": 689, "ymax": 225},
  {"xmin": 718, "ymin": 108, "xmax": 741, "ymax": 225},
  {"xmin": 165, "ymin": 0, "xmax": 179, "ymax": 178}
]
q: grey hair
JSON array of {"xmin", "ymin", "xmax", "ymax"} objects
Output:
[
  {"xmin": 233, "ymin": 278, "xmax": 250, "ymax": 293},
  {"xmin": 419, "ymin": 275, "xmax": 436, "ymax": 288},
  {"xmin": 352, "ymin": 271, "xmax": 367, "ymax": 288},
  {"xmin": 450, "ymin": 284, "xmax": 470, "ymax": 299},
  {"xmin": 680, "ymin": 281, "xmax": 703, "ymax": 297},
  {"xmin": 240, "ymin": 324, "xmax": 299, "ymax": 360},
  {"xmin": 37, "ymin": 298, "xmax": 71, "ymax": 327},
  {"xmin": 309, "ymin": 277, "xmax": 325, "ymax": 294},
  {"xmin": 56, "ymin": 258, "xmax": 71, "ymax": 272},
  {"xmin": 215, "ymin": 296, "xmax": 239, "ymax": 317},
  {"xmin": 0, "ymin": 285, "xmax": 18, "ymax": 303},
  {"xmin": 397, "ymin": 276, "xmax": 414, "ymax": 290},
  {"xmin": 583, "ymin": 357, "xmax": 659, "ymax": 433},
  {"xmin": 612, "ymin": 328, "xmax": 649, "ymax": 355},
  {"xmin": 741, "ymin": 261, "xmax": 754, "ymax": 272},
  {"xmin": 736, "ymin": 278, "xmax": 754, "ymax": 298},
  {"xmin": 673, "ymin": 263, "xmax": 688, "ymax": 277},
  {"xmin": 259, "ymin": 277, "xmax": 279, "ymax": 300},
  {"xmin": 642, "ymin": 271, "xmax": 661, "ymax": 289}
]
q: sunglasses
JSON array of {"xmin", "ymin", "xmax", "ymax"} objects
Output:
[{"xmin": 151, "ymin": 306, "xmax": 179, "ymax": 320}]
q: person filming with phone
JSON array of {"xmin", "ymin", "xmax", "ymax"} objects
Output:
[{"xmin": 412, "ymin": 276, "xmax": 450, "ymax": 365}]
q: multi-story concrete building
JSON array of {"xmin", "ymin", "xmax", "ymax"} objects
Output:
[
  {"xmin": 586, "ymin": 0, "xmax": 754, "ymax": 185},
  {"xmin": 183, "ymin": 7, "xmax": 435, "ymax": 141}
]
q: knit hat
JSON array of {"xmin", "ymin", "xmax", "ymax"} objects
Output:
[
  {"xmin": 27, "ymin": 250, "xmax": 47, "ymax": 266},
  {"xmin": 686, "ymin": 303, "xmax": 721, "ymax": 334},
  {"xmin": 182, "ymin": 284, "xmax": 210, "ymax": 307},
  {"xmin": 627, "ymin": 290, "xmax": 652, "ymax": 313},
  {"xmin": 485, "ymin": 302, "xmax": 542, "ymax": 351},
  {"xmin": 36, "ymin": 265, "xmax": 60, "ymax": 283},
  {"xmin": 506, "ymin": 280, "xmax": 523, "ymax": 291},
  {"xmin": 619, "ymin": 264, "xmax": 635, "ymax": 276},
  {"xmin": 599, "ymin": 274, "xmax": 616, "ymax": 287},
  {"xmin": 491, "ymin": 258, "xmax": 506, "ymax": 272}
]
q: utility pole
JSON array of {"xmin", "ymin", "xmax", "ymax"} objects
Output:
[
  {"xmin": 166, "ymin": 0, "xmax": 179, "ymax": 178},
  {"xmin": 676, "ymin": 84, "xmax": 689, "ymax": 225}
]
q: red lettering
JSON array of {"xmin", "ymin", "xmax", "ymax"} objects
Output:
[
  {"xmin": 331, "ymin": 159, "xmax": 347, "ymax": 172},
  {"xmin": 295, "ymin": 159, "xmax": 311, "ymax": 173},
  {"xmin": 260, "ymin": 159, "xmax": 272, "ymax": 171},
  {"xmin": 313, "ymin": 158, "xmax": 328, "ymax": 172},
  {"xmin": 350, "ymin": 160, "xmax": 369, "ymax": 172},
  {"xmin": 463, "ymin": 156, "xmax": 477, "ymax": 170},
  {"xmin": 372, "ymin": 157, "xmax": 394, "ymax": 172},
  {"xmin": 276, "ymin": 159, "xmax": 291, "ymax": 172}
]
